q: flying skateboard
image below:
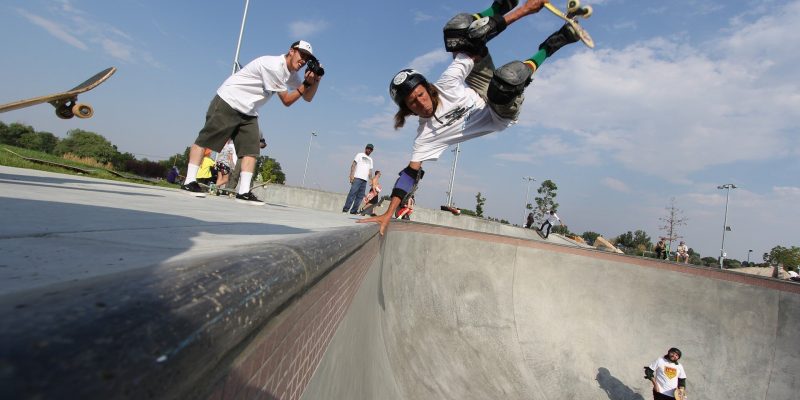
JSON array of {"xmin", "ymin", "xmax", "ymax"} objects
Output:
[
  {"xmin": 0, "ymin": 67, "xmax": 117, "ymax": 119},
  {"xmin": 544, "ymin": 0, "xmax": 594, "ymax": 48},
  {"xmin": 440, "ymin": 205, "xmax": 462, "ymax": 215}
]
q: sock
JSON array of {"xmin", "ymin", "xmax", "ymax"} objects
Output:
[
  {"xmin": 527, "ymin": 49, "xmax": 548, "ymax": 69},
  {"xmin": 478, "ymin": 2, "xmax": 501, "ymax": 18},
  {"xmin": 238, "ymin": 172, "xmax": 253, "ymax": 195},
  {"xmin": 184, "ymin": 164, "xmax": 200, "ymax": 184}
]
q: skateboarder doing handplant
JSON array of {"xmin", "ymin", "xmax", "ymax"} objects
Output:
[
  {"xmin": 181, "ymin": 41, "xmax": 322, "ymax": 205},
  {"xmin": 359, "ymin": 0, "xmax": 585, "ymax": 234}
]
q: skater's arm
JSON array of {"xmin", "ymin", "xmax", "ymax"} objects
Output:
[{"xmin": 349, "ymin": 161, "xmax": 356, "ymax": 183}]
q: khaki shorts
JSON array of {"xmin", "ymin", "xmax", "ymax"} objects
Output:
[
  {"xmin": 194, "ymin": 95, "xmax": 260, "ymax": 157},
  {"xmin": 465, "ymin": 53, "xmax": 524, "ymax": 120}
]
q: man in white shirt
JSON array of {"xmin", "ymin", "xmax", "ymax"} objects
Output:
[
  {"xmin": 360, "ymin": 0, "xmax": 586, "ymax": 234},
  {"xmin": 676, "ymin": 241, "xmax": 690, "ymax": 264},
  {"xmin": 181, "ymin": 40, "xmax": 322, "ymax": 205},
  {"xmin": 343, "ymin": 144, "xmax": 374, "ymax": 214},
  {"xmin": 644, "ymin": 348, "xmax": 687, "ymax": 400}
]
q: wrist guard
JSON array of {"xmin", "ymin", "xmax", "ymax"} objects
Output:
[{"xmin": 391, "ymin": 166, "xmax": 424, "ymax": 200}]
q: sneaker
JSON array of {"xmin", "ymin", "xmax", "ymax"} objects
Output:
[
  {"xmin": 181, "ymin": 181, "xmax": 206, "ymax": 198},
  {"xmin": 538, "ymin": 23, "xmax": 580, "ymax": 56},
  {"xmin": 235, "ymin": 191, "xmax": 265, "ymax": 206}
]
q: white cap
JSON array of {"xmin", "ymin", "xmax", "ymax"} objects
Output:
[{"xmin": 291, "ymin": 40, "xmax": 313, "ymax": 56}]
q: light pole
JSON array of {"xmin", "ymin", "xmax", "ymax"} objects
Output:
[
  {"xmin": 302, "ymin": 132, "xmax": 317, "ymax": 187},
  {"xmin": 231, "ymin": 0, "xmax": 251, "ymax": 74},
  {"xmin": 717, "ymin": 184, "xmax": 737, "ymax": 268},
  {"xmin": 446, "ymin": 144, "xmax": 461, "ymax": 207},
  {"xmin": 747, "ymin": 249, "xmax": 753, "ymax": 266},
  {"xmin": 522, "ymin": 176, "xmax": 535, "ymax": 225}
]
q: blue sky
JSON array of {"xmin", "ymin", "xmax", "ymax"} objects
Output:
[{"xmin": 1, "ymin": 0, "xmax": 798, "ymax": 261}]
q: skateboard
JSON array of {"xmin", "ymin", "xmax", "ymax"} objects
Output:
[
  {"xmin": 534, "ymin": 227, "xmax": 547, "ymax": 239},
  {"xmin": 440, "ymin": 205, "xmax": 461, "ymax": 215},
  {"xmin": 0, "ymin": 67, "xmax": 116, "ymax": 119},
  {"xmin": 544, "ymin": 0, "xmax": 594, "ymax": 48},
  {"xmin": 199, "ymin": 180, "xmax": 270, "ymax": 198}
]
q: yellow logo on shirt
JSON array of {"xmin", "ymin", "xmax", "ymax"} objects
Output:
[{"xmin": 664, "ymin": 366, "xmax": 678, "ymax": 379}]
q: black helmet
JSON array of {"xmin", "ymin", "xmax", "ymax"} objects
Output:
[{"xmin": 389, "ymin": 69, "xmax": 428, "ymax": 106}]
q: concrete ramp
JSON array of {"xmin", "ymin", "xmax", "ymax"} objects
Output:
[{"xmin": 303, "ymin": 224, "xmax": 800, "ymax": 400}]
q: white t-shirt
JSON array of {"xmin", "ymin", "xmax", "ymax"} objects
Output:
[
  {"xmin": 352, "ymin": 152, "xmax": 373, "ymax": 181},
  {"xmin": 216, "ymin": 140, "xmax": 237, "ymax": 168},
  {"xmin": 410, "ymin": 53, "xmax": 515, "ymax": 162},
  {"xmin": 649, "ymin": 357, "xmax": 686, "ymax": 397},
  {"xmin": 677, "ymin": 244, "xmax": 689, "ymax": 255},
  {"xmin": 216, "ymin": 55, "xmax": 302, "ymax": 116},
  {"xmin": 546, "ymin": 213, "xmax": 561, "ymax": 225}
]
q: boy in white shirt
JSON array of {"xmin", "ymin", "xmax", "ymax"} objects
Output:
[{"xmin": 644, "ymin": 348, "xmax": 687, "ymax": 400}]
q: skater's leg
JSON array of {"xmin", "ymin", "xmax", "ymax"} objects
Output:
[{"xmin": 476, "ymin": 0, "xmax": 519, "ymax": 18}]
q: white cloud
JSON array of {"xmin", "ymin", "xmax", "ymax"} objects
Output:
[
  {"xmin": 408, "ymin": 49, "xmax": 450, "ymax": 76},
  {"xmin": 288, "ymin": 20, "xmax": 329, "ymax": 38},
  {"xmin": 773, "ymin": 186, "xmax": 800, "ymax": 198},
  {"xmin": 414, "ymin": 11, "xmax": 434, "ymax": 23},
  {"xmin": 602, "ymin": 177, "xmax": 631, "ymax": 193},
  {"xmin": 17, "ymin": 8, "xmax": 87, "ymax": 50},
  {"xmin": 518, "ymin": 2, "xmax": 800, "ymax": 181},
  {"xmin": 17, "ymin": 4, "xmax": 161, "ymax": 68}
]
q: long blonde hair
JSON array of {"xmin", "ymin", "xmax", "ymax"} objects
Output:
[{"xmin": 393, "ymin": 83, "xmax": 440, "ymax": 129}]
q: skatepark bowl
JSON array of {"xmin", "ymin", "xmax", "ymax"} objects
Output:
[{"xmin": 3, "ymin": 223, "xmax": 799, "ymax": 399}]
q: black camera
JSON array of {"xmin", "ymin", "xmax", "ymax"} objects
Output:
[{"xmin": 306, "ymin": 57, "xmax": 325, "ymax": 76}]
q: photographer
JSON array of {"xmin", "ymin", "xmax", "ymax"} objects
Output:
[{"xmin": 180, "ymin": 40, "xmax": 323, "ymax": 205}]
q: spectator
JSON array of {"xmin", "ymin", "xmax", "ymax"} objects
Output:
[
  {"xmin": 655, "ymin": 238, "xmax": 667, "ymax": 260},
  {"xmin": 360, "ymin": 170, "xmax": 382, "ymax": 216},
  {"xmin": 342, "ymin": 144, "xmax": 374, "ymax": 214},
  {"xmin": 676, "ymin": 241, "xmax": 689, "ymax": 264}
]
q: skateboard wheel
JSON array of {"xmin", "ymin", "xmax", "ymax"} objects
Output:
[
  {"xmin": 567, "ymin": 0, "xmax": 580, "ymax": 13},
  {"xmin": 72, "ymin": 103, "xmax": 93, "ymax": 119},
  {"xmin": 579, "ymin": 5, "xmax": 592, "ymax": 18},
  {"xmin": 55, "ymin": 105, "xmax": 74, "ymax": 119}
]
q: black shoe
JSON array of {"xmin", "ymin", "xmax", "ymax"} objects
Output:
[
  {"xmin": 538, "ymin": 23, "xmax": 580, "ymax": 57},
  {"xmin": 235, "ymin": 191, "xmax": 264, "ymax": 206},
  {"xmin": 181, "ymin": 181, "xmax": 206, "ymax": 198}
]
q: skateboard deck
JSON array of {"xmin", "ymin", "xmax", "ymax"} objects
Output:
[
  {"xmin": 0, "ymin": 67, "xmax": 117, "ymax": 119},
  {"xmin": 544, "ymin": 1, "xmax": 594, "ymax": 48},
  {"xmin": 440, "ymin": 205, "xmax": 461, "ymax": 215},
  {"xmin": 534, "ymin": 227, "xmax": 547, "ymax": 239}
]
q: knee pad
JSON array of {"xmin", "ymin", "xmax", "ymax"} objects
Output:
[
  {"xmin": 444, "ymin": 13, "xmax": 477, "ymax": 53},
  {"xmin": 488, "ymin": 61, "xmax": 532, "ymax": 105},
  {"xmin": 391, "ymin": 167, "xmax": 424, "ymax": 200},
  {"xmin": 468, "ymin": 15, "xmax": 507, "ymax": 45}
]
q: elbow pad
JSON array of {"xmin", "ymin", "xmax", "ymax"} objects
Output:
[
  {"xmin": 391, "ymin": 166, "xmax": 424, "ymax": 200},
  {"xmin": 678, "ymin": 378, "xmax": 686, "ymax": 388},
  {"xmin": 643, "ymin": 367, "xmax": 654, "ymax": 380}
]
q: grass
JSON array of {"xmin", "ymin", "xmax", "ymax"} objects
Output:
[{"xmin": 0, "ymin": 144, "xmax": 174, "ymax": 188}]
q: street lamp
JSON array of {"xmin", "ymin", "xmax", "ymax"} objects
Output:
[
  {"xmin": 302, "ymin": 132, "xmax": 317, "ymax": 187},
  {"xmin": 446, "ymin": 144, "xmax": 461, "ymax": 207},
  {"xmin": 747, "ymin": 249, "xmax": 753, "ymax": 266},
  {"xmin": 522, "ymin": 176, "xmax": 535, "ymax": 226},
  {"xmin": 231, "ymin": 0, "xmax": 251, "ymax": 74},
  {"xmin": 717, "ymin": 183, "xmax": 737, "ymax": 268}
]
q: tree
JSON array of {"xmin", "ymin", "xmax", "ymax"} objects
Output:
[
  {"xmin": 259, "ymin": 156, "xmax": 285, "ymax": 184},
  {"xmin": 581, "ymin": 231, "xmax": 600, "ymax": 246},
  {"xmin": 614, "ymin": 230, "xmax": 652, "ymax": 254},
  {"xmin": 18, "ymin": 131, "xmax": 59, "ymax": 153},
  {"xmin": 54, "ymin": 129, "xmax": 119, "ymax": 164},
  {"xmin": 765, "ymin": 245, "xmax": 800, "ymax": 271},
  {"xmin": 533, "ymin": 179, "xmax": 558, "ymax": 222},
  {"xmin": 701, "ymin": 257, "xmax": 718, "ymax": 267},
  {"xmin": 0, "ymin": 122, "xmax": 35, "ymax": 147},
  {"xmin": 475, "ymin": 192, "xmax": 486, "ymax": 218},
  {"xmin": 659, "ymin": 197, "xmax": 688, "ymax": 253}
]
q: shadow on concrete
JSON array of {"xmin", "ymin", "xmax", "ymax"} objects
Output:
[{"xmin": 596, "ymin": 367, "xmax": 645, "ymax": 400}]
